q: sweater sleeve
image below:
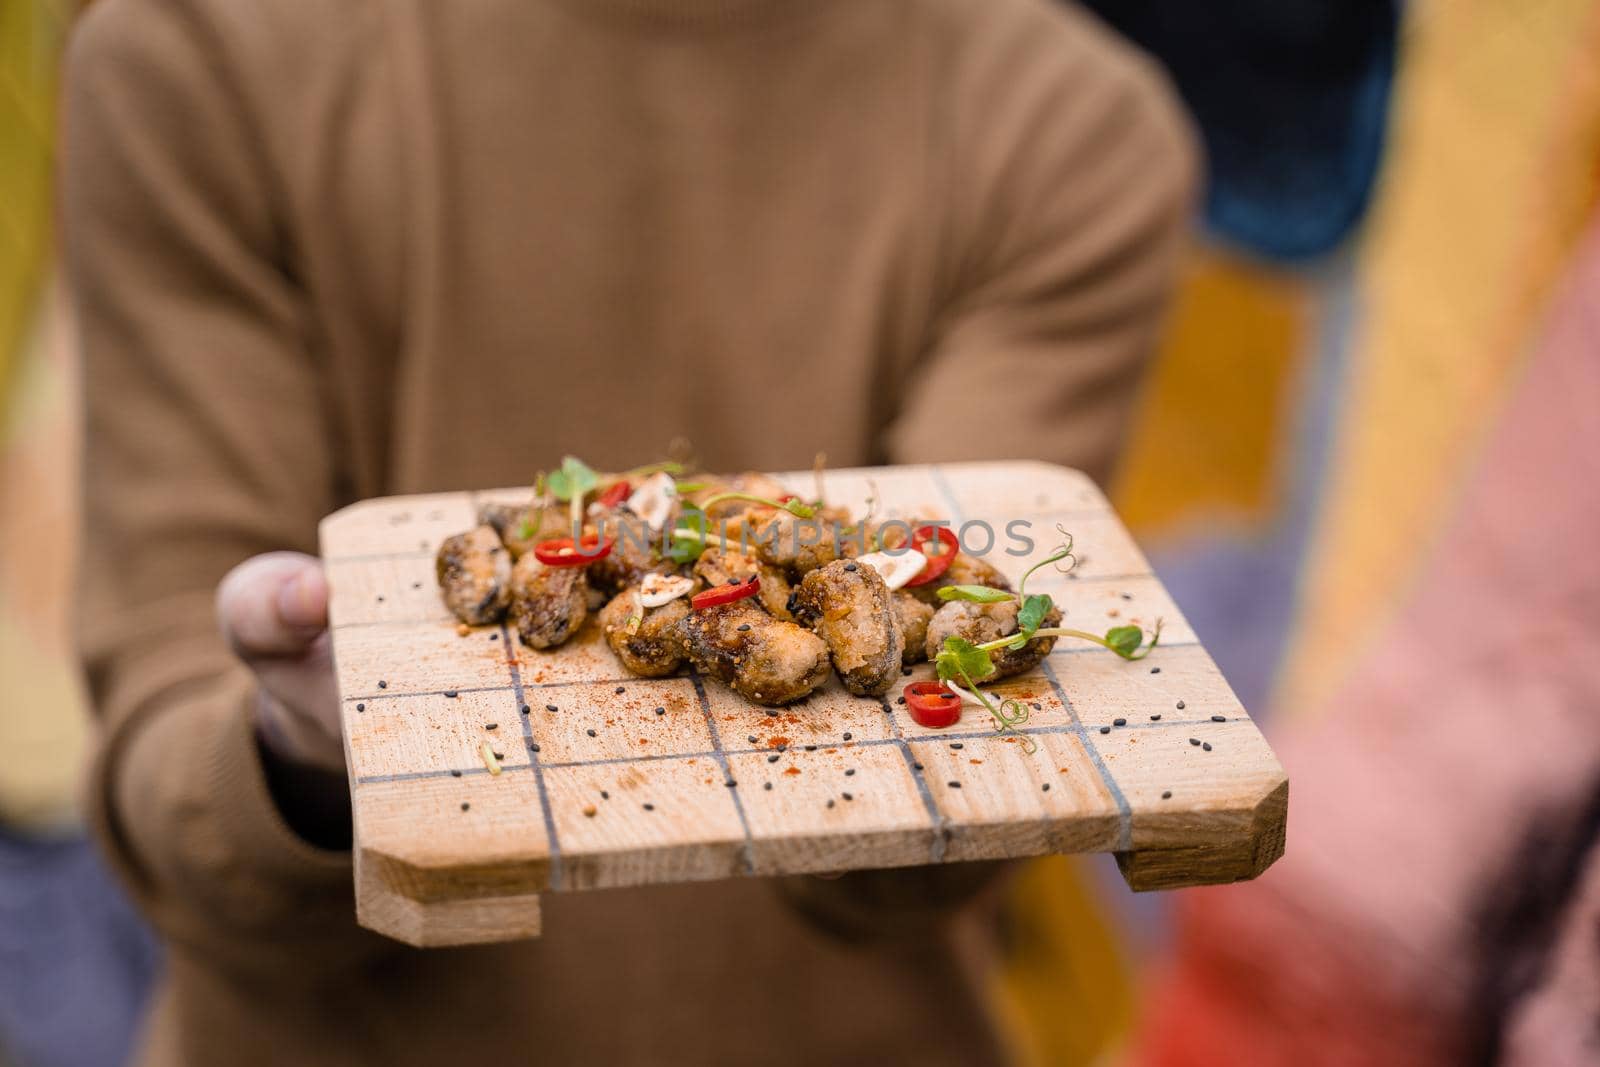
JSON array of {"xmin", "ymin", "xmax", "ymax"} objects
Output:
[
  {"xmin": 885, "ymin": 5, "xmax": 1198, "ymax": 486},
  {"xmin": 62, "ymin": 0, "xmax": 365, "ymax": 971}
]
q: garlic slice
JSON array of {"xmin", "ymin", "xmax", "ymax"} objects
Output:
[
  {"xmin": 638, "ymin": 572, "xmax": 694, "ymax": 608},
  {"xmin": 854, "ymin": 548, "xmax": 928, "ymax": 591},
  {"xmin": 627, "ymin": 471, "xmax": 677, "ymax": 530}
]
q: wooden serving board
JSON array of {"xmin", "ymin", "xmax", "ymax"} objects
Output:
[{"xmin": 321, "ymin": 462, "xmax": 1287, "ymax": 947}]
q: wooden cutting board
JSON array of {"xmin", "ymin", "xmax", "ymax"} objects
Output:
[{"xmin": 321, "ymin": 462, "xmax": 1287, "ymax": 947}]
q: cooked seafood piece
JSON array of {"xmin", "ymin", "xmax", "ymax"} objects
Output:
[
  {"xmin": 904, "ymin": 551, "xmax": 1014, "ymax": 606},
  {"xmin": 923, "ymin": 598, "xmax": 1060, "ymax": 679},
  {"xmin": 693, "ymin": 548, "xmax": 796, "ymax": 622},
  {"xmin": 509, "ymin": 553, "xmax": 589, "ymax": 649},
  {"xmin": 893, "ymin": 591, "xmax": 935, "ymax": 665},
  {"xmin": 478, "ymin": 502, "xmax": 559, "ymax": 558},
  {"xmin": 435, "ymin": 524, "xmax": 512, "ymax": 625},
  {"xmin": 743, "ymin": 508, "xmax": 840, "ymax": 576},
  {"xmin": 586, "ymin": 508, "xmax": 671, "ymax": 596},
  {"xmin": 793, "ymin": 559, "xmax": 904, "ymax": 696},
  {"xmin": 757, "ymin": 563, "xmax": 795, "ymax": 622},
  {"xmin": 598, "ymin": 587, "xmax": 693, "ymax": 677},
  {"xmin": 693, "ymin": 546, "xmax": 759, "ymax": 588},
  {"xmin": 678, "ymin": 600, "xmax": 830, "ymax": 705}
]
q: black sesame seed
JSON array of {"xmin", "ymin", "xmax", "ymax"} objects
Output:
[
  {"xmin": 444, "ymin": 690, "xmax": 458, "ymax": 698},
  {"xmin": 1189, "ymin": 738, "xmax": 1201, "ymax": 746},
  {"xmin": 489, "ymin": 633, "xmax": 499, "ymax": 641},
  {"xmin": 1113, "ymin": 718, "xmax": 1126, "ymax": 727},
  {"xmin": 376, "ymin": 595, "xmax": 384, "ymax": 603},
  {"xmin": 764, "ymin": 783, "xmax": 773, "ymax": 791},
  {"xmin": 896, "ymin": 697, "xmax": 907, "ymax": 705},
  {"xmin": 1120, "ymin": 592, "xmax": 1132, "ymax": 601},
  {"xmin": 655, "ymin": 706, "xmax": 666, "ymax": 716},
  {"xmin": 747, "ymin": 734, "xmax": 758, "ymax": 744},
  {"xmin": 460, "ymin": 802, "xmax": 470, "ymax": 811},
  {"xmin": 546, "ymin": 704, "xmax": 558, "ymax": 712},
  {"xmin": 1176, "ymin": 700, "xmax": 1186, "ymax": 710},
  {"xmin": 805, "ymin": 744, "xmax": 817, "ymax": 752},
  {"xmin": 1203, "ymin": 742, "xmax": 1213, "ymax": 751},
  {"xmin": 521, "ymin": 704, "xmax": 531, "ymax": 715},
  {"xmin": 1211, "ymin": 714, "xmax": 1226, "ymax": 723},
  {"xmin": 356, "ymin": 703, "xmax": 365, "ymax": 712},
  {"xmin": 1151, "ymin": 714, "xmax": 1162, "ymax": 721},
  {"xmin": 615, "ymin": 686, "xmax": 625, "ymax": 695},
  {"xmin": 1162, "ymin": 790, "xmax": 1172, "ymax": 799},
  {"xmin": 642, "ymin": 802, "xmax": 655, "ymax": 811},
  {"xmin": 842, "ymin": 792, "xmax": 854, "ymax": 801},
  {"xmin": 529, "ymin": 743, "xmax": 540, "ymax": 753},
  {"xmin": 948, "ymin": 781, "xmax": 962, "ymax": 789},
  {"xmin": 737, "ymin": 623, "xmax": 752, "ymax": 632},
  {"xmin": 768, "ymin": 754, "xmax": 780, "ymax": 763},
  {"xmin": 778, "ymin": 743, "xmax": 788, "ymax": 752},
  {"xmin": 845, "ymin": 768, "xmax": 856, "ymax": 776},
  {"xmin": 485, "ymin": 723, "xmax": 498, "ymax": 730},
  {"xmin": 1042, "ymin": 783, "xmax": 1051, "ymax": 792},
  {"xmin": 586, "ymin": 728, "xmax": 597, "ymax": 737},
  {"xmin": 843, "ymin": 562, "xmax": 858, "ymax": 572},
  {"xmin": 766, "ymin": 708, "xmax": 779, "ymax": 717},
  {"xmin": 950, "ymin": 742, "xmax": 964, "ymax": 750},
  {"xmin": 827, "ymin": 799, "xmax": 836, "ymax": 808},
  {"xmin": 725, "ymin": 779, "xmax": 737, "ymax": 788},
  {"xmin": 1151, "ymin": 667, "xmax": 1161, "ymax": 674},
  {"xmin": 727, "ymin": 578, "xmax": 740, "ymax": 586},
  {"xmin": 450, "ymin": 770, "xmax": 462, "ymax": 778},
  {"xmin": 1099, "ymin": 726, "xmax": 1111, "ymax": 734},
  {"xmin": 842, "ymin": 732, "xmax": 852, "ymax": 741},
  {"xmin": 913, "ymin": 762, "xmax": 924, "ymax": 771},
  {"xmin": 492, "ymin": 752, "xmax": 504, "ymax": 760},
  {"xmin": 601, "ymin": 790, "xmax": 610, "ymax": 799},
  {"xmin": 377, "ymin": 680, "xmax": 387, "ymax": 689},
  {"xmin": 1031, "ymin": 702, "xmax": 1042, "ymax": 711}
]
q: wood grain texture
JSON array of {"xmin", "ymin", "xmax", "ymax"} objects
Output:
[{"xmin": 320, "ymin": 462, "xmax": 1288, "ymax": 946}]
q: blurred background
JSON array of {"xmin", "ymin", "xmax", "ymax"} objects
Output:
[{"xmin": 3, "ymin": 1, "xmax": 1599, "ymax": 1064}]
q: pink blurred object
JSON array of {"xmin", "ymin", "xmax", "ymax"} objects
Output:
[{"xmin": 1130, "ymin": 212, "xmax": 1600, "ymax": 1066}]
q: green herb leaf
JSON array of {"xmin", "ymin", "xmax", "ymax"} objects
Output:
[
  {"xmin": 546, "ymin": 455, "xmax": 599, "ymax": 502},
  {"xmin": 1015, "ymin": 593, "xmax": 1054, "ymax": 639},
  {"xmin": 1102, "ymin": 619, "xmax": 1163, "ymax": 660},
  {"xmin": 935, "ymin": 637, "xmax": 996, "ymax": 685},
  {"xmin": 665, "ymin": 508, "xmax": 709, "ymax": 564},
  {"xmin": 936, "ymin": 585, "xmax": 1014, "ymax": 604},
  {"xmin": 1105, "ymin": 625, "xmax": 1141, "ymax": 656}
]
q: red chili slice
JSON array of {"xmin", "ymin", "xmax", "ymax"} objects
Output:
[
  {"xmin": 903, "ymin": 525, "xmax": 960, "ymax": 587},
  {"xmin": 904, "ymin": 681, "xmax": 962, "ymax": 728},
  {"xmin": 533, "ymin": 534, "xmax": 613, "ymax": 567},
  {"xmin": 596, "ymin": 480, "xmax": 631, "ymax": 509},
  {"xmin": 775, "ymin": 493, "xmax": 798, "ymax": 504},
  {"xmin": 691, "ymin": 575, "xmax": 761, "ymax": 611}
]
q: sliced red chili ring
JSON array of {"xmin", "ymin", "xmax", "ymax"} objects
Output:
[
  {"xmin": 595, "ymin": 480, "xmax": 631, "ymax": 509},
  {"xmin": 903, "ymin": 525, "xmax": 960, "ymax": 587},
  {"xmin": 904, "ymin": 681, "xmax": 962, "ymax": 728},
  {"xmin": 533, "ymin": 534, "xmax": 613, "ymax": 567},
  {"xmin": 691, "ymin": 574, "xmax": 760, "ymax": 611}
]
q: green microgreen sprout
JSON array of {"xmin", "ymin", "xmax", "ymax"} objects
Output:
[
  {"xmin": 695, "ymin": 491, "xmax": 816, "ymax": 519},
  {"xmin": 546, "ymin": 455, "xmax": 599, "ymax": 536}
]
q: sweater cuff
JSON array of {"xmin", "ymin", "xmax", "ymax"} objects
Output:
[{"xmin": 210, "ymin": 688, "xmax": 353, "ymax": 888}]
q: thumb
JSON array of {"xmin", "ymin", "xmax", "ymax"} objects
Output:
[{"xmin": 217, "ymin": 551, "xmax": 329, "ymax": 659}]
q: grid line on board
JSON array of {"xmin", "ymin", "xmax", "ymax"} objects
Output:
[
  {"xmin": 877, "ymin": 698, "xmax": 947, "ymax": 863},
  {"xmin": 1041, "ymin": 658, "xmax": 1132, "ymax": 850},
  {"xmin": 350, "ymin": 714, "xmax": 1251, "ymax": 787},
  {"xmin": 500, "ymin": 619, "xmax": 566, "ymax": 890},
  {"xmin": 691, "ymin": 675, "xmax": 757, "ymax": 875}
]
